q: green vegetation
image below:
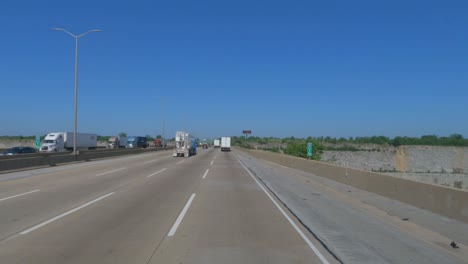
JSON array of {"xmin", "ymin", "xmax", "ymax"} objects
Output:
[
  {"xmin": 119, "ymin": 132, "xmax": 127, "ymax": 137},
  {"xmin": 283, "ymin": 141, "xmax": 323, "ymax": 160},
  {"xmin": 232, "ymin": 136, "xmax": 323, "ymax": 160},
  {"xmin": 146, "ymin": 135, "xmax": 155, "ymax": 142},
  {"xmin": 97, "ymin": 136, "xmax": 110, "ymax": 141},
  {"xmin": 232, "ymin": 134, "xmax": 468, "ymax": 148},
  {"xmin": 315, "ymin": 134, "xmax": 468, "ymax": 147},
  {"xmin": 231, "ymin": 134, "xmax": 468, "ymax": 160},
  {"xmin": 0, "ymin": 135, "xmax": 45, "ymax": 141}
]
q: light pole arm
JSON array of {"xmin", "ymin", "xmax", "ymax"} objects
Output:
[
  {"xmin": 78, "ymin": 29, "xmax": 102, "ymax": 38},
  {"xmin": 52, "ymin": 28, "xmax": 77, "ymax": 38}
]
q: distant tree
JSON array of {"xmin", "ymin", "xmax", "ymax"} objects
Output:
[
  {"xmin": 420, "ymin": 135, "xmax": 438, "ymax": 145},
  {"xmin": 156, "ymin": 135, "xmax": 162, "ymax": 139},
  {"xmin": 119, "ymin": 132, "xmax": 127, "ymax": 137}
]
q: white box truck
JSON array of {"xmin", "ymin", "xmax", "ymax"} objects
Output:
[
  {"xmin": 221, "ymin": 137, "xmax": 231, "ymax": 151},
  {"xmin": 39, "ymin": 132, "xmax": 97, "ymax": 152},
  {"xmin": 213, "ymin": 139, "xmax": 220, "ymax": 148},
  {"xmin": 173, "ymin": 131, "xmax": 197, "ymax": 158}
]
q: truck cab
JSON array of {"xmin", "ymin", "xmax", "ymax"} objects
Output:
[
  {"xmin": 107, "ymin": 137, "xmax": 119, "ymax": 149},
  {"xmin": 40, "ymin": 133, "xmax": 64, "ymax": 152},
  {"xmin": 127, "ymin": 136, "xmax": 148, "ymax": 148},
  {"xmin": 127, "ymin": 136, "xmax": 137, "ymax": 148},
  {"xmin": 154, "ymin": 138, "xmax": 167, "ymax": 148}
]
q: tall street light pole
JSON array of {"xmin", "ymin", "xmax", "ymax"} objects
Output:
[{"xmin": 52, "ymin": 28, "xmax": 101, "ymax": 155}]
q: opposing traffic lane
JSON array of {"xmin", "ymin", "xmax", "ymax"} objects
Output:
[{"xmin": 0, "ymin": 148, "xmax": 216, "ymax": 263}]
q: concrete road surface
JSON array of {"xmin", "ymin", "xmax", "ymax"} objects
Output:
[
  {"xmin": 0, "ymin": 149, "xmax": 335, "ymax": 264},
  {"xmin": 236, "ymin": 150, "xmax": 468, "ymax": 264}
]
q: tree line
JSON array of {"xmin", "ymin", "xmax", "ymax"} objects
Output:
[{"xmin": 232, "ymin": 134, "xmax": 468, "ymax": 147}]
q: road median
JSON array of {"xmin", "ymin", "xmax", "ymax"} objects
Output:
[{"xmin": 0, "ymin": 148, "xmax": 172, "ymax": 173}]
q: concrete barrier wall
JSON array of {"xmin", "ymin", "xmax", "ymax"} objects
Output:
[
  {"xmin": 240, "ymin": 148, "xmax": 468, "ymax": 224},
  {"xmin": 0, "ymin": 148, "xmax": 172, "ymax": 172}
]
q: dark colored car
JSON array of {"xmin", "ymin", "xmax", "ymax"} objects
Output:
[{"xmin": 2, "ymin": 147, "xmax": 37, "ymax": 155}]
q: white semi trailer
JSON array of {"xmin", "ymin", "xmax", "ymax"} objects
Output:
[
  {"xmin": 173, "ymin": 131, "xmax": 197, "ymax": 158},
  {"xmin": 39, "ymin": 132, "xmax": 97, "ymax": 152}
]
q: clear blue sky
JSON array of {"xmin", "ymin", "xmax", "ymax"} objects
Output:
[{"xmin": 1, "ymin": 0, "xmax": 467, "ymax": 139}]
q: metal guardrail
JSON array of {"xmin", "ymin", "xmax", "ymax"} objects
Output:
[{"xmin": 0, "ymin": 147, "xmax": 174, "ymax": 173}]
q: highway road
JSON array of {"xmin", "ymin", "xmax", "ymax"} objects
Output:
[
  {"xmin": 0, "ymin": 148, "xmax": 467, "ymax": 263},
  {"xmin": 0, "ymin": 148, "xmax": 335, "ymax": 264}
]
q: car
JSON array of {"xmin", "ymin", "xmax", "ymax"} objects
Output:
[{"xmin": 1, "ymin": 146, "xmax": 37, "ymax": 156}]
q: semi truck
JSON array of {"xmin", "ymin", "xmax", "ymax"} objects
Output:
[
  {"xmin": 154, "ymin": 138, "xmax": 167, "ymax": 148},
  {"xmin": 127, "ymin": 136, "xmax": 148, "ymax": 148},
  {"xmin": 173, "ymin": 131, "xmax": 196, "ymax": 157},
  {"xmin": 221, "ymin": 136, "xmax": 231, "ymax": 151},
  {"xmin": 39, "ymin": 132, "xmax": 97, "ymax": 152},
  {"xmin": 213, "ymin": 139, "xmax": 220, "ymax": 148},
  {"xmin": 107, "ymin": 136, "xmax": 127, "ymax": 149}
]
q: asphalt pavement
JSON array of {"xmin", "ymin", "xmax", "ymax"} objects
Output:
[{"xmin": 0, "ymin": 148, "xmax": 334, "ymax": 264}]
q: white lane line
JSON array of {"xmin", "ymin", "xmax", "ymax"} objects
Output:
[
  {"xmin": 20, "ymin": 192, "xmax": 114, "ymax": 235},
  {"xmin": 143, "ymin": 159, "xmax": 159, "ymax": 164},
  {"xmin": 0, "ymin": 190, "xmax": 40, "ymax": 202},
  {"xmin": 168, "ymin": 193, "xmax": 196, "ymax": 237},
  {"xmin": 236, "ymin": 156, "xmax": 330, "ymax": 264},
  {"xmin": 147, "ymin": 168, "xmax": 167, "ymax": 178},
  {"xmin": 210, "ymin": 160, "xmax": 214, "ymax": 166},
  {"xmin": 176, "ymin": 160, "xmax": 185, "ymax": 165},
  {"xmin": 96, "ymin": 167, "xmax": 126, "ymax": 176},
  {"xmin": 202, "ymin": 169, "xmax": 209, "ymax": 179}
]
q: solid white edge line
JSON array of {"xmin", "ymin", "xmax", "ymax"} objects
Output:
[
  {"xmin": 19, "ymin": 192, "xmax": 114, "ymax": 235},
  {"xmin": 202, "ymin": 169, "xmax": 209, "ymax": 179},
  {"xmin": 0, "ymin": 189, "xmax": 40, "ymax": 202},
  {"xmin": 210, "ymin": 160, "xmax": 214, "ymax": 166},
  {"xmin": 167, "ymin": 193, "xmax": 196, "ymax": 237},
  {"xmin": 147, "ymin": 168, "xmax": 167, "ymax": 178},
  {"xmin": 235, "ymin": 155, "xmax": 330, "ymax": 264},
  {"xmin": 176, "ymin": 160, "xmax": 185, "ymax": 165},
  {"xmin": 96, "ymin": 167, "xmax": 126, "ymax": 176}
]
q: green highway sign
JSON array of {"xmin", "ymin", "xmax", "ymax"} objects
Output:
[
  {"xmin": 307, "ymin": 142, "xmax": 312, "ymax": 158},
  {"xmin": 35, "ymin": 135, "xmax": 41, "ymax": 150}
]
